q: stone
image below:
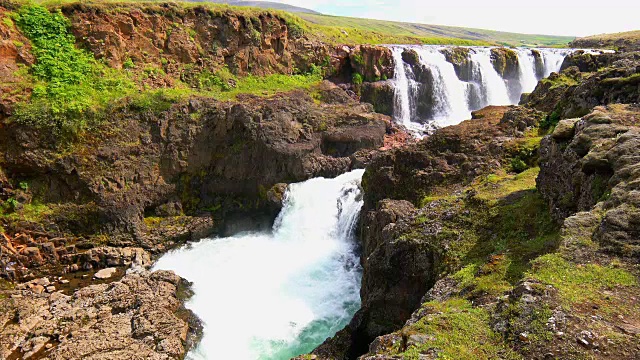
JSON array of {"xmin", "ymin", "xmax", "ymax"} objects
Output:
[
  {"xmin": 94, "ymin": 267, "xmax": 117, "ymax": 280},
  {"xmin": 552, "ymin": 118, "xmax": 581, "ymax": 139}
]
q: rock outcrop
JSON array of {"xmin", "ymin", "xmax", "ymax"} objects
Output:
[
  {"xmin": 524, "ymin": 51, "xmax": 640, "ymax": 120},
  {"xmin": 0, "ymin": 270, "xmax": 201, "ymax": 359},
  {"xmin": 538, "ymin": 104, "xmax": 640, "ymax": 258},
  {"xmin": 0, "ymin": 83, "xmax": 388, "ymax": 253}
]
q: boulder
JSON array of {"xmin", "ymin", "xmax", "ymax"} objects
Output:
[{"xmin": 360, "ymin": 80, "xmax": 395, "ymax": 116}]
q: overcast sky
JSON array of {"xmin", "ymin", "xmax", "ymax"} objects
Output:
[{"xmin": 268, "ymin": 0, "xmax": 639, "ymax": 37}]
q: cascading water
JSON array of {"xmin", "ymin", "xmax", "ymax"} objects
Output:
[
  {"xmin": 153, "ymin": 170, "xmax": 365, "ymax": 360},
  {"xmin": 390, "ymin": 47, "xmax": 414, "ymax": 130},
  {"xmin": 515, "ymin": 48, "xmax": 539, "ymax": 94},
  {"xmin": 469, "ymin": 48, "xmax": 512, "ymax": 106},
  {"xmin": 413, "ymin": 47, "xmax": 471, "ymax": 127},
  {"xmin": 389, "ymin": 45, "xmax": 578, "ymax": 132}
]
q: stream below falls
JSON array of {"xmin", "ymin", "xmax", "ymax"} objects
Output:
[{"xmin": 154, "ymin": 169, "xmax": 365, "ymax": 359}]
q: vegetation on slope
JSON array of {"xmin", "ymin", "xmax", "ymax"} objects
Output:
[
  {"xmin": 12, "ymin": 0, "xmax": 572, "ymax": 46},
  {"xmin": 3, "ymin": 2, "xmax": 323, "ymax": 141},
  {"xmin": 299, "ymin": 13, "xmax": 574, "ymax": 47}
]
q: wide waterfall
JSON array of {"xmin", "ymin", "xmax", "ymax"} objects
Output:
[
  {"xmin": 154, "ymin": 170, "xmax": 365, "ymax": 360},
  {"xmin": 389, "ymin": 45, "xmax": 573, "ymax": 132}
]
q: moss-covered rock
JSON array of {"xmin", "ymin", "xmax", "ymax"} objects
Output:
[
  {"xmin": 441, "ymin": 46, "xmax": 473, "ymax": 81},
  {"xmin": 360, "ymin": 80, "xmax": 395, "ymax": 116},
  {"xmin": 490, "ymin": 47, "xmax": 520, "ymax": 80}
]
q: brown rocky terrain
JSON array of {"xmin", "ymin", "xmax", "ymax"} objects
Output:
[
  {"xmin": 2, "ymin": 1, "xmax": 640, "ymax": 359},
  {"xmin": 301, "ymin": 48, "xmax": 640, "ymax": 360},
  {"xmin": 0, "ymin": 269, "xmax": 201, "ymax": 359}
]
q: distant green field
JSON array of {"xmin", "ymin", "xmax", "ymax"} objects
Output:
[{"xmin": 299, "ymin": 13, "xmax": 575, "ymax": 47}]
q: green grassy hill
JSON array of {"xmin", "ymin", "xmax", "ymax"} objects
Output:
[
  {"xmin": 21, "ymin": 0, "xmax": 574, "ymax": 46},
  {"xmin": 299, "ymin": 13, "xmax": 575, "ymax": 47}
]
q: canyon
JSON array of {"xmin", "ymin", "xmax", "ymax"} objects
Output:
[{"xmin": 1, "ymin": 1, "xmax": 639, "ymax": 360}]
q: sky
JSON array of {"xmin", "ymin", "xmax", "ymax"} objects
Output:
[{"xmin": 267, "ymin": 0, "xmax": 639, "ymax": 37}]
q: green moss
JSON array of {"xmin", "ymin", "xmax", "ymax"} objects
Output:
[
  {"xmin": 352, "ymin": 72, "xmax": 364, "ymax": 85},
  {"xmin": 400, "ymin": 299, "xmax": 521, "ymax": 360},
  {"xmin": 540, "ymin": 73, "xmax": 579, "ymax": 90},
  {"xmin": 528, "ymin": 253, "xmax": 637, "ymax": 306}
]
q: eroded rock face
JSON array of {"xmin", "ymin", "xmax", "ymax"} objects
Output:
[
  {"xmin": 524, "ymin": 51, "xmax": 640, "ymax": 119},
  {"xmin": 349, "ymin": 45, "xmax": 394, "ymax": 82},
  {"xmin": 314, "ymin": 105, "xmax": 546, "ymax": 358},
  {"xmin": 442, "ymin": 47, "xmax": 473, "ymax": 81},
  {"xmin": 490, "ymin": 47, "xmax": 519, "ymax": 80},
  {"xmin": 0, "ymin": 5, "xmax": 34, "ymax": 117},
  {"xmin": 0, "ymin": 270, "xmax": 200, "ymax": 360},
  {"xmin": 360, "ymin": 81, "xmax": 395, "ymax": 116},
  {"xmin": 0, "ymin": 84, "xmax": 388, "ymax": 249},
  {"xmin": 538, "ymin": 104, "xmax": 640, "ymax": 257}
]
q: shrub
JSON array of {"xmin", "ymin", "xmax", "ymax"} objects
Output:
[
  {"xmin": 352, "ymin": 72, "xmax": 364, "ymax": 85},
  {"xmin": 12, "ymin": 5, "xmax": 134, "ymax": 138}
]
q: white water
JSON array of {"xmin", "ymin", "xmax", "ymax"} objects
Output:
[
  {"xmin": 470, "ymin": 48, "xmax": 512, "ymax": 106},
  {"xmin": 515, "ymin": 48, "xmax": 539, "ymax": 93},
  {"xmin": 390, "ymin": 47, "xmax": 415, "ymax": 130},
  {"xmin": 389, "ymin": 45, "xmax": 577, "ymax": 133},
  {"xmin": 154, "ymin": 170, "xmax": 365, "ymax": 360},
  {"xmin": 414, "ymin": 47, "xmax": 471, "ymax": 127}
]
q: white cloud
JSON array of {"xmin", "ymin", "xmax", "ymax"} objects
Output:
[{"xmin": 265, "ymin": 0, "xmax": 640, "ymax": 36}]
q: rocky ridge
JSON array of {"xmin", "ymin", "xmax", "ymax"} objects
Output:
[{"xmin": 306, "ymin": 48, "xmax": 640, "ymax": 360}]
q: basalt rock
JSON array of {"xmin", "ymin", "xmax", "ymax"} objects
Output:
[
  {"xmin": 490, "ymin": 47, "xmax": 520, "ymax": 80},
  {"xmin": 0, "ymin": 5, "xmax": 34, "ymax": 118},
  {"xmin": 0, "ymin": 270, "xmax": 201, "ymax": 359},
  {"xmin": 0, "ymin": 84, "xmax": 388, "ymax": 250},
  {"xmin": 349, "ymin": 45, "xmax": 394, "ymax": 82},
  {"xmin": 441, "ymin": 47, "xmax": 473, "ymax": 81},
  {"xmin": 538, "ymin": 104, "xmax": 640, "ymax": 257},
  {"xmin": 360, "ymin": 80, "xmax": 395, "ymax": 116},
  {"xmin": 524, "ymin": 51, "xmax": 640, "ymax": 119},
  {"xmin": 316, "ymin": 105, "xmax": 547, "ymax": 359}
]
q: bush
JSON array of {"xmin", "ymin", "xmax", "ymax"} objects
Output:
[
  {"xmin": 352, "ymin": 72, "xmax": 364, "ymax": 85},
  {"xmin": 12, "ymin": 5, "xmax": 134, "ymax": 138}
]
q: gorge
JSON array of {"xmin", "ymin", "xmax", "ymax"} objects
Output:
[
  {"xmin": 1, "ymin": 2, "xmax": 639, "ymax": 360},
  {"xmin": 154, "ymin": 170, "xmax": 365, "ymax": 359}
]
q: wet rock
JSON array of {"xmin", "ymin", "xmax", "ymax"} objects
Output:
[
  {"xmin": 441, "ymin": 47, "xmax": 473, "ymax": 81},
  {"xmin": 490, "ymin": 47, "xmax": 520, "ymax": 80},
  {"xmin": 360, "ymin": 80, "xmax": 395, "ymax": 116}
]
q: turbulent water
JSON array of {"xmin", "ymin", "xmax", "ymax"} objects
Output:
[
  {"xmin": 154, "ymin": 170, "xmax": 365, "ymax": 360},
  {"xmin": 389, "ymin": 45, "xmax": 574, "ymax": 132}
]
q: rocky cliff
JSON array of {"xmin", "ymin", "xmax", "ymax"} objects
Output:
[
  {"xmin": 0, "ymin": 2, "xmax": 401, "ymax": 358},
  {"xmin": 306, "ymin": 48, "xmax": 640, "ymax": 360}
]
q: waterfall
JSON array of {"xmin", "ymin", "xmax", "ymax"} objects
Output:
[
  {"xmin": 515, "ymin": 48, "xmax": 539, "ymax": 93},
  {"xmin": 390, "ymin": 47, "xmax": 414, "ymax": 129},
  {"xmin": 469, "ymin": 48, "xmax": 512, "ymax": 106},
  {"xmin": 540, "ymin": 48, "xmax": 571, "ymax": 77},
  {"xmin": 413, "ymin": 47, "xmax": 470, "ymax": 127},
  {"xmin": 153, "ymin": 170, "xmax": 365, "ymax": 360},
  {"xmin": 389, "ymin": 45, "xmax": 576, "ymax": 133}
]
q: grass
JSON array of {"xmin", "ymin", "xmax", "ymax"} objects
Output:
[
  {"xmin": 400, "ymin": 298, "xmax": 521, "ymax": 360},
  {"xmin": 15, "ymin": 0, "xmax": 572, "ymax": 46},
  {"xmin": 10, "ymin": 4, "xmax": 136, "ymax": 138},
  {"xmin": 299, "ymin": 13, "xmax": 574, "ymax": 47},
  {"xmin": 528, "ymin": 253, "xmax": 637, "ymax": 307}
]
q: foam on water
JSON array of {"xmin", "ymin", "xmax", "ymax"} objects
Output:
[{"xmin": 154, "ymin": 170, "xmax": 365, "ymax": 360}]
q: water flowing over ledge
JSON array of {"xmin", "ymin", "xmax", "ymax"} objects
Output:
[
  {"xmin": 388, "ymin": 45, "xmax": 600, "ymax": 132},
  {"xmin": 154, "ymin": 170, "xmax": 365, "ymax": 360}
]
